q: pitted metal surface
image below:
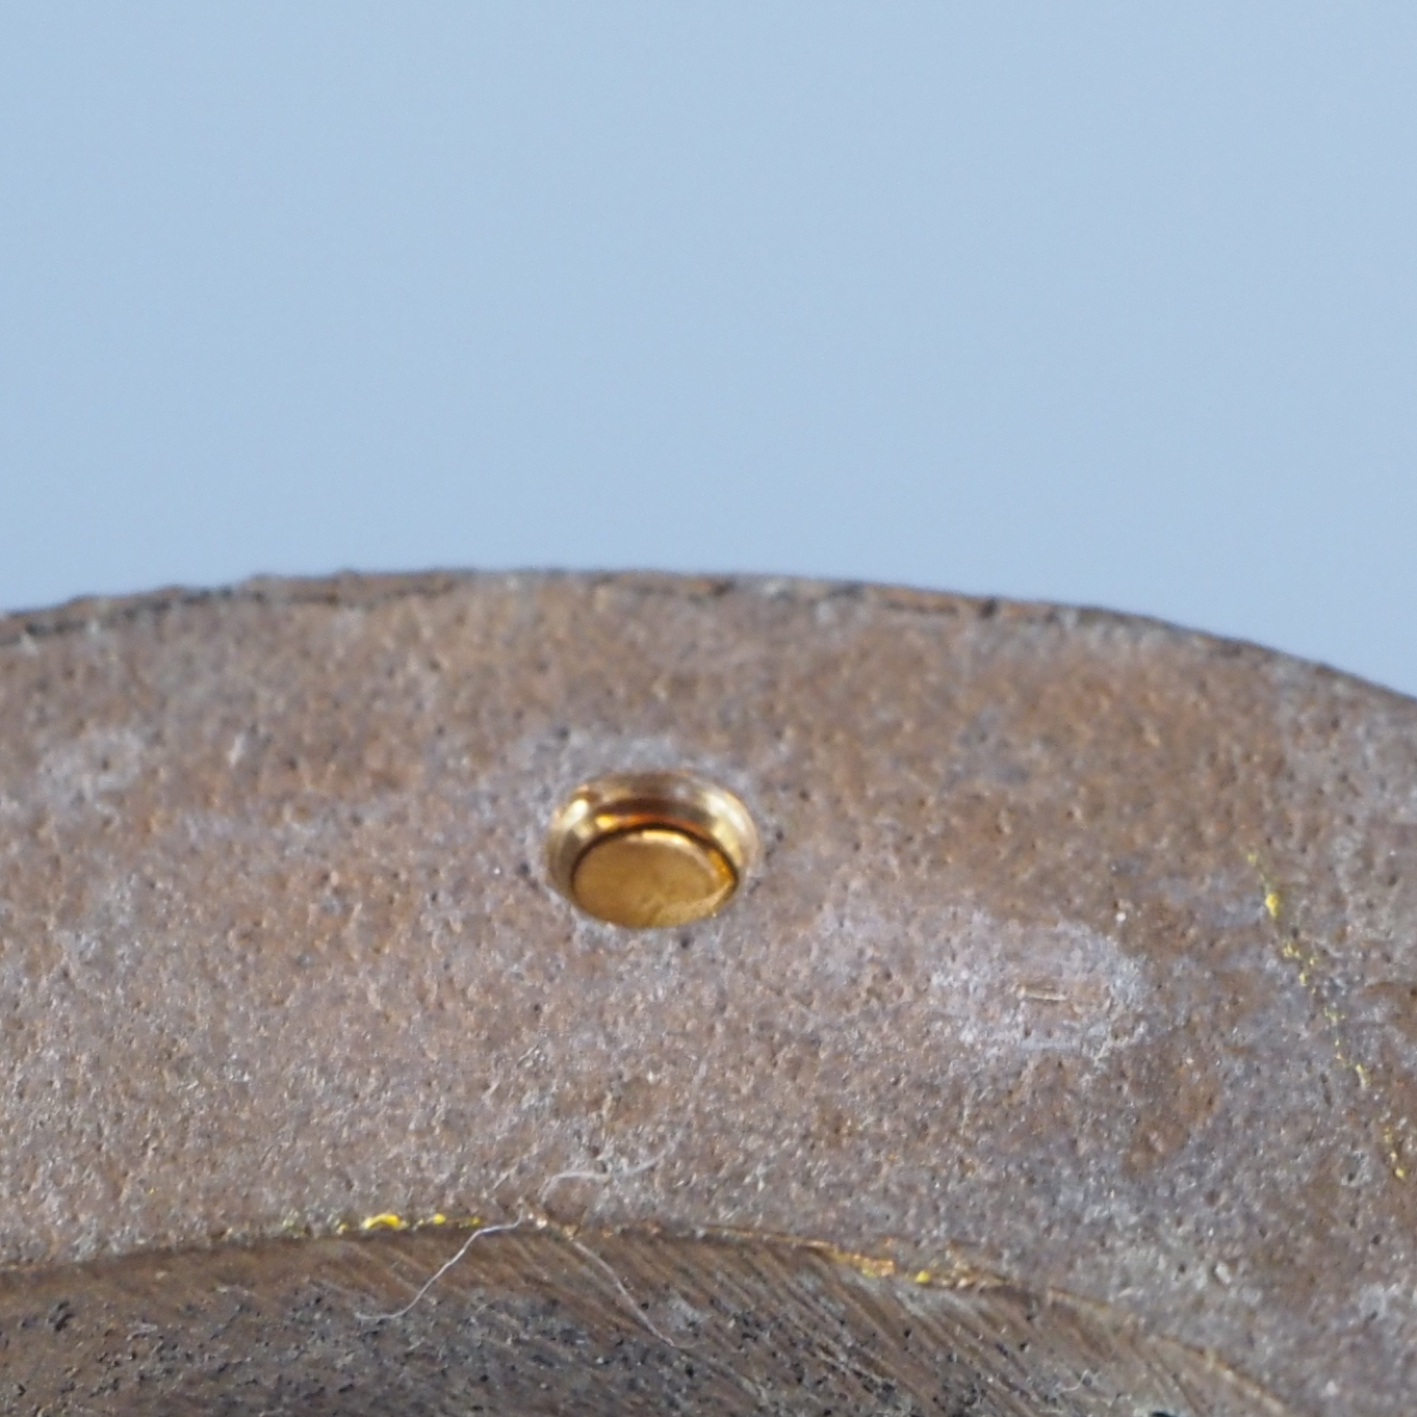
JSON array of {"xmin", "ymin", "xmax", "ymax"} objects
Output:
[{"xmin": 0, "ymin": 572, "xmax": 1413, "ymax": 1414}]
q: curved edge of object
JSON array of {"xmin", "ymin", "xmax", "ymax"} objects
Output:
[
  {"xmin": 3, "ymin": 566, "xmax": 1404, "ymax": 702},
  {"xmin": 0, "ymin": 1225, "xmax": 1297, "ymax": 1417}
]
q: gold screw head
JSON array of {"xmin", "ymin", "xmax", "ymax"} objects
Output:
[{"xmin": 545, "ymin": 771, "xmax": 759, "ymax": 929}]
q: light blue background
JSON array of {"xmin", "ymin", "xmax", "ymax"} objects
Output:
[{"xmin": 2, "ymin": 5, "xmax": 1414, "ymax": 693}]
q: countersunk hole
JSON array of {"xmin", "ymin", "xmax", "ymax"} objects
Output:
[{"xmin": 545, "ymin": 771, "xmax": 759, "ymax": 929}]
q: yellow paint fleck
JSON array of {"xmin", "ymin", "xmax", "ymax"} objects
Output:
[
  {"xmin": 1383, "ymin": 1126, "xmax": 1411, "ymax": 1183},
  {"xmin": 912, "ymin": 1269, "xmax": 933, "ymax": 1284},
  {"xmin": 811, "ymin": 1243, "xmax": 899, "ymax": 1280},
  {"xmin": 851, "ymin": 1256, "xmax": 898, "ymax": 1279},
  {"xmin": 1251, "ymin": 850, "xmax": 1406, "ymax": 1182},
  {"xmin": 342, "ymin": 1211, "xmax": 484, "ymax": 1235}
]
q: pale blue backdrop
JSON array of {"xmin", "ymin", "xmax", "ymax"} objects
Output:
[{"xmin": 2, "ymin": 5, "xmax": 1414, "ymax": 692}]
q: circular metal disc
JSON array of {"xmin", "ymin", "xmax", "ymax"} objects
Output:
[{"xmin": 0, "ymin": 572, "xmax": 1413, "ymax": 1415}]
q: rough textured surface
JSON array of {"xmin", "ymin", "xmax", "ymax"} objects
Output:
[{"xmin": 0, "ymin": 571, "xmax": 1414, "ymax": 1414}]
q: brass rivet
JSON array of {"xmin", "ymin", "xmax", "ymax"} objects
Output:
[{"xmin": 545, "ymin": 771, "xmax": 758, "ymax": 929}]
